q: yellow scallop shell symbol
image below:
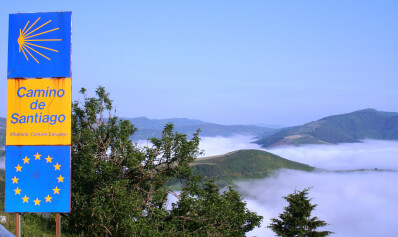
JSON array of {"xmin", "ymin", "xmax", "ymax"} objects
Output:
[{"xmin": 17, "ymin": 17, "xmax": 62, "ymax": 63}]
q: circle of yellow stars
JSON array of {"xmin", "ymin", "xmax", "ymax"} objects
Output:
[{"xmin": 12, "ymin": 152, "xmax": 64, "ymax": 206}]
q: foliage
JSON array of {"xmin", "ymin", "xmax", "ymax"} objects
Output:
[
  {"xmin": 169, "ymin": 181, "xmax": 262, "ymax": 236},
  {"xmin": 0, "ymin": 210, "xmax": 57, "ymax": 237},
  {"xmin": 268, "ymin": 188, "xmax": 333, "ymax": 237},
  {"xmin": 64, "ymin": 87, "xmax": 262, "ymax": 236}
]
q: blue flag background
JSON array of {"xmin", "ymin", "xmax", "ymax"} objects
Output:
[
  {"xmin": 5, "ymin": 146, "xmax": 71, "ymax": 212},
  {"xmin": 8, "ymin": 12, "xmax": 71, "ymax": 78}
]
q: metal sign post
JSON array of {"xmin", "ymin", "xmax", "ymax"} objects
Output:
[{"xmin": 5, "ymin": 12, "xmax": 72, "ymax": 236}]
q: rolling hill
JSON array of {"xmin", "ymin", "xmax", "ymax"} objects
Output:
[
  {"xmin": 191, "ymin": 149, "xmax": 314, "ymax": 182},
  {"xmin": 255, "ymin": 109, "xmax": 398, "ymax": 148}
]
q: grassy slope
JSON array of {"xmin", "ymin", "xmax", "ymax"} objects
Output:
[
  {"xmin": 256, "ymin": 109, "xmax": 398, "ymax": 148},
  {"xmin": 191, "ymin": 149, "xmax": 313, "ymax": 183}
]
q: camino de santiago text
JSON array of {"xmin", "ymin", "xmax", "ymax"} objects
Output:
[{"xmin": 10, "ymin": 87, "xmax": 66, "ymax": 125}]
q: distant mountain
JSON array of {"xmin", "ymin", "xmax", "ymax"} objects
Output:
[
  {"xmin": 176, "ymin": 124, "xmax": 275, "ymax": 138},
  {"xmin": 256, "ymin": 109, "xmax": 398, "ymax": 148},
  {"xmin": 254, "ymin": 123, "xmax": 286, "ymax": 129},
  {"xmin": 191, "ymin": 149, "xmax": 313, "ymax": 182},
  {"xmin": 0, "ymin": 116, "xmax": 275, "ymax": 145},
  {"xmin": 123, "ymin": 117, "xmax": 276, "ymax": 140},
  {"xmin": 121, "ymin": 117, "xmax": 207, "ymax": 130}
]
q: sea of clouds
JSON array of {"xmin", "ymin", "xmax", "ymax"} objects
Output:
[
  {"xmin": 2, "ymin": 137, "xmax": 397, "ymax": 236},
  {"xmin": 198, "ymin": 135, "xmax": 261, "ymax": 157},
  {"xmin": 199, "ymin": 136, "xmax": 398, "ymax": 237}
]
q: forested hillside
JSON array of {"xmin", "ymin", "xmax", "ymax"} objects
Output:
[{"xmin": 191, "ymin": 149, "xmax": 314, "ymax": 183}]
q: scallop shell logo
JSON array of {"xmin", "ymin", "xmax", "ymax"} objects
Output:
[{"xmin": 17, "ymin": 17, "xmax": 62, "ymax": 63}]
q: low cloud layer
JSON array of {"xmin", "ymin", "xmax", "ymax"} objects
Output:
[
  {"xmin": 2, "ymin": 138, "xmax": 396, "ymax": 236},
  {"xmin": 226, "ymin": 139, "xmax": 398, "ymax": 237},
  {"xmin": 135, "ymin": 135, "xmax": 262, "ymax": 157},
  {"xmin": 241, "ymin": 169, "xmax": 398, "ymax": 237},
  {"xmin": 266, "ymin": 140, "xmax": 398, "ymax": 170},
  {"xmin": 194, "ymin": 137, "xmax": 398, "ymax": 236},
  {"xmin": 198, "ymin": 135, "xmax": 261, "ymax": 157}
]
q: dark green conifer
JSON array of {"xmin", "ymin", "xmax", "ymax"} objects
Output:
[{"xmin": 268, "ymin": 188, "xmax": 333, "ymax": 237}]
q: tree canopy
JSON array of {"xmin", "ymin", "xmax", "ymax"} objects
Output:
[
  {"xmin": 268, "ymin": 188, "xmax": 333, "ymax": 237},
  {"xmin": 64, "ymin": 87, "xmax": 262, "ymax": 236}
]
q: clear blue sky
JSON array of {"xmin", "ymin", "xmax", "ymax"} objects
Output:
[{"xmin": 1, "ymin": 1, "xmax": 397, "ymax": 126}]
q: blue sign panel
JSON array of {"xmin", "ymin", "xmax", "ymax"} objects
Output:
[
  {"xmin": 8, "ymin": 12, "xmax": 71, "ymax": 78},
  {"xmin": 5, "ymin": 146, "xmax": 70, "ymax": 212}
]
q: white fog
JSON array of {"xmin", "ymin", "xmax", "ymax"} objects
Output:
[{"xmin": 198, "ymin": 137, "xmax": 398, "ymax": 237}]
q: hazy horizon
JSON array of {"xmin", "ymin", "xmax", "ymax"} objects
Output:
[{"xmin": 0, "ymin": 106, "xmax": 390, "ymax": 127}]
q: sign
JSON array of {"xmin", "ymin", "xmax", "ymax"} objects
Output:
[
  {"xmin": 8, "ymin": 12, "xmax": 71, "ymax": 78},
  {"xmin": 6, "ymin": 12, "xmax": 72, "ymax": 213},
  {"xmin": 6, "ymin": 78, "xmax": 71, "ymax": 145},
  {"xmin": 5, "ymin": 146, "xmax": 71, "ymax": 212}
]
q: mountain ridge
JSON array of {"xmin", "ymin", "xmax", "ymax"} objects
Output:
[
  {"xmin": 123, "ymin": 117, "xmax": 276, "ymax": 140},
  {"xmin": 255, "ymin": 109, "xmax": 398, "ymax": 148},
  {"xmin": 1, "ymin": 108, "xmax": 397, "ymax": 146}
]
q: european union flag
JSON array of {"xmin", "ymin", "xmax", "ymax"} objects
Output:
[
  {"xmin": 8, "ymin": 12, "xmax": 71, "ymax": 78},
  {"xmin": 5, "ymin": 146, "xmax": 70, "ymax": 213}
]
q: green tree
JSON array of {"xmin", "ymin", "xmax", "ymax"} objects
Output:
[
  {"xmin": 64, "ymin": 87, "xmax": 262, "ymax": 236},
  {"xmin": 268, "ymin": 188, "xmax": 333, "ymax": 237}
]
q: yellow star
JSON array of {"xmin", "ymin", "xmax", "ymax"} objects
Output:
[
  {"xmin": 53, "ymin": 186, "xmax": 60, "ymax": 194},
  {"xmin": 15, "ymin": 164, "xmax": 22, "ymax": 172},
  {"xmin": 45, "ymin": 155, "xmax": 53, "ymax": 163},
  {"xmin": 22, "ymin": 195, "xmax": 29, "ymax": 203},
  {"xmin": 54, "ymin": 163, "xmax": 61, "ymax": 171},
  {"xmin": 34, "ymin": 198, "xmax": 41, "ymax": 206},
  {"xmin": 34, "ymin": 152, "xmax": 41, "ymax": 160},
  {"xmin": 14, "ymin": 187, "xmax": 21, "ymax": 195},
  {"xmin": 45, "ymin": 194, "xmax": 52, "ymax": 203},
  {"xmin": 23, "ymin": 156, "xmax": 30, "ymax": 164},
  {"xmin": 57, "ymin": 174, "xmax": 65, "ymax": 183},
  {"xmin": 12, "ymin": 176, "xmax": 19, "ymax": 184}
]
